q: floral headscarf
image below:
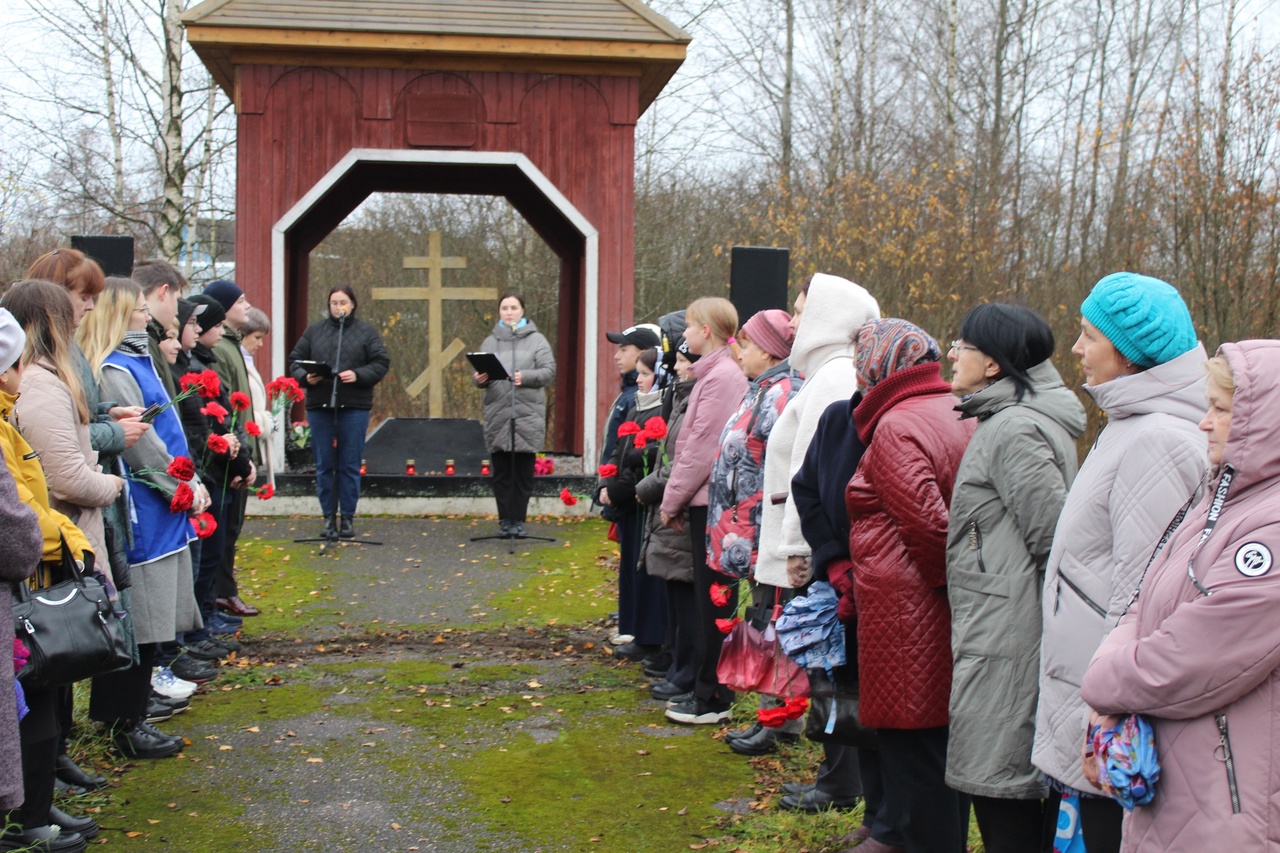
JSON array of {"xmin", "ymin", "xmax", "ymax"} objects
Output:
[{"xmin": 854, "ymin": 319, "xmax": 942, "ymax": 390}]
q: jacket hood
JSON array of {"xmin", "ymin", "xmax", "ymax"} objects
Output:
[
  {"xmin": 791, "ymin": 274, "xmax": 880, "ymax": 377},
  {"xmin": 688, "ymin": 342, "xmax": 735, "ymax": 379},
  {"xmin": 956, "ymin": 360, "xmax": 1086, "ymax": 438},
  {"xmin": 1218, "ymin": 340, "xmax": 1280, "ymax": 493},
  {"xmin": 1084, "ymin": 342, "xmax": 1208, "ymax": 423},
  {"xmin": 490, "ymin": 319, "xmax": 540, "ymax": 340}
]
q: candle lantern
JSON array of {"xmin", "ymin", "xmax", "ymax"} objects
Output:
[
  {"xmin": 444, "ymin": 459, "xmax": 456, "ymax": 476},
  {"xmin": 480, "ymin": 459, "xmax": 491, "ymax": 476},
  {"xmin": 405, "ymin": 459, "xmax": 416, "ymax": 476}
]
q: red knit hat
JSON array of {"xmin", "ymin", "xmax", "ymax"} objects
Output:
[{"xmin": 742, "ymin": 309, "xmax": 795, "ymax": 360}]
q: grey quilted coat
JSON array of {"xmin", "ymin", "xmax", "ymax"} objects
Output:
[
  {"xmin": 945, "ymin": 360, "xmax": 1086, "ymax": 799},
  {"xmin": 637, "ymin": 378, "xmax": 695, "ymax": 582},
  {"xmin": 475, "ymin": 321, "xmax": 556, "ymax": 454},
  {"xmin": 1032, "ymin": 344, "xmax": 1208, "ymax": 792}
]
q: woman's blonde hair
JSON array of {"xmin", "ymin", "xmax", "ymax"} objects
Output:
[
  {"xmin": 0, "ymin": 279, "xmax": 91, "ymax": 423},
  {"xmin": 685, "ymin": 297, "xmax": 738, "ymax": 344},
  {"xmin": 1205, "ymin": 355, "xmax": 1236, "ymax": 393},
  {"xmin": 77, "ymin": 277, "xmax": 142, "ymax": 377}
]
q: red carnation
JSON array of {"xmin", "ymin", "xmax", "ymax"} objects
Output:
[
  {"xmin": 617, "ymin": 421, "xmax": 641, "ymax": 437},
  {"xmin": 179, "ymin": 372, "xmax": 204, "ymax": 393},
  {"xmin": 245, "ymin": 421, "xmax": 262, "ymax": 437},
  {"xmin": 633, "ymin": 434, "xmax": 648, "ymax": 449},
  {"xmin": 597, "ymin": 464, "xmax": 618, "ymax": 478},
  {"xmin": 169, "ymin": 481, "xmax": 194, "ymax": 513},
  {"xmin": 190, "ymin": 512, "xmax": 217, "ymax": 540},
  {"xmin": 206, "ymin": 433, "xmax": 230, "ymax": 455},
  {"xmin": 229, "ymin": 391, "xmax": 251, "ymax": 412},
  {"xmin": 201, "ymin": 401, "xmax": 228, "ymax": 423},
  {"xmin": 166, "ymin": 456, "xmax": 196, "ymax": 481},
  {"xmin": 715, "ymin": 616, "xmax": 741, "ymax": 635},
  {"xmin": 642, "ymin": 417, "xmax": 668, "ymax": 440},
  {"xmin": 559, "ymin": 487, "xmax": 578, "ymax": 506},
  {"xmin": 709, "ymin": 582, "xmax": 732, "ymax": 607},
  {"xmin": 197, "ymin": 370, "xmax": 221, "ymax": 398},
  {"xmin": 256, "ymin": 483, "xmax": 275, "ymax": 501}
]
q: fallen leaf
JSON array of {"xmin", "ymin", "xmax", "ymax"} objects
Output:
[{"xmin": 306, "ymin": 758, "xmax": 324, "ymax": 763}]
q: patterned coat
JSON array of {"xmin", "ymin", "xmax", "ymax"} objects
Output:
[{"xmin": 706, "ymin": 362, "xmax": 800, "ymax": 578}]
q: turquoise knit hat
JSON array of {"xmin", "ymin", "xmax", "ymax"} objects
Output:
[{"xmin": 1080, "ymin": 273, "xmax": 1197, "ymax": 368}]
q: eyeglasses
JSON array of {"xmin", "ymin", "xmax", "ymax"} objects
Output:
[
  {"xmin": 950, "ymin": 340, "xmax": 979, "ymax": 354},
  {"xmin": 132, "ymin": 305, "xmax": 151, "ymax": 315}
]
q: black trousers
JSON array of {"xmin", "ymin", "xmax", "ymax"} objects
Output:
[
  {"xmin": 876, "ymin": 726, "xmax": 970, "ymax": 853},
  {"xmin": 972, "ymin": 793, "xmax": 1061, "ymax": 853},
  {"xmin": 617, "ymin": 509, "xmax": 667, "ymax": 646},
  {"xmin": 689, "ymin": 506, "xmax": 737, "ymax": 708},
  {"xmin": 18, "ymin": 685, "xmax": 58, "ymax": 828},
  {"xmin": 663, "ymin": 578, "xmax": 698, "ymax": 692},
  {"xmin": 1079, "ymin": 796, "xmax": 1123, "ymax": 853},
  {"xmin": 857, "ymin": 747, "xmax": 907, "ymax": 846},
  {"xmin": 491, "ymin": 451, "xmax": 535, "ymax": 523},
  {"xmin": 90, "ymin": 643, "xmax": 156, "ymax": 725},
  {"xmin": 215, "ymin": 488, "xmax": 248, "ymax": 598}
]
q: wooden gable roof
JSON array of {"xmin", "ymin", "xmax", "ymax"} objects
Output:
[{"xmin": 184, "ymin": 0, "xmax": 689, "ymax": 113}]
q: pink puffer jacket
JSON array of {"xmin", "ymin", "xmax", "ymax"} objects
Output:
[{"xmin": 1082, "ymin": 340, "xmax": 1280, "ymax": 852}]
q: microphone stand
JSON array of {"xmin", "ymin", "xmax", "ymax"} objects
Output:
[
  {"xmin": 295, "ymin": 309, "xmax": 381, "ymax": 553},
  {"xmin": 471, "ymin": 325, "xmax": 553, "ymax": 554}
]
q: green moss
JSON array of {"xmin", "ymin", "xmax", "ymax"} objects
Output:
[
  {"xmin": 231, "ymin": 539, "xmax": 334, "ymax": 633},
  {"xmin": 474, "ymin": 517, "xmax": 620, "ymax": 629}
]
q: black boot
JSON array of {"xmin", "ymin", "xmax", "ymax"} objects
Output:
[
  {"xmin": 322, "ymin": 515, "xmax": 337, "ymax": 540},
  {"xmin": 339, "ymin": 516, "xmax": 354, "ymax": 539}
]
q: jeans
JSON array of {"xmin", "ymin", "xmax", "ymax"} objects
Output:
[{"xmin": 309, "ymin": 407, "xmax": 371, "ymax": 518}]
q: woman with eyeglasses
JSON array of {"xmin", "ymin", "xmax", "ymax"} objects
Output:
[
  {"xmin": 1081, "ymin": 341, "xmax": 1280, "ymax": 852},
  {"xmin": 945, "ymin": 304, "xmax": 1086, "ymax": 852},
  {"xmin": 1032, "ymin": 273, "xmax": 1207, "ymax": 852}
]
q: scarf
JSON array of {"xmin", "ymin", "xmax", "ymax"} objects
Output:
[{"xmin": 855, "ymin": 319, "xmax": 941, "ymax": 390}]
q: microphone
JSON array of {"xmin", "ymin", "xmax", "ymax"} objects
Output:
[{"xmin": 339, "ymin": 309, "xmax": 347, "ymax": 318}]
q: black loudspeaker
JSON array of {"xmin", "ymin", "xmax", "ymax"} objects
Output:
[
  {"xmin": 730, "ymin": 246, "xmax": 790, "ymax": 324},
  {"xmin": 70, "ymin": 236, "xmax": 134, "ymax": 278}
]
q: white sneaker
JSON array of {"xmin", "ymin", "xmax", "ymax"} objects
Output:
[
  {"xmin": 609, "ymin": 633, "xmax": 634, "ymax": 646},
  {"xmin": 152, "ymin": 666, "xmax": 198, "ymax": 700}
]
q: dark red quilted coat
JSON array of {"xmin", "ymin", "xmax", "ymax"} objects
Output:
[{"xmin": 846, "ymin": 363, "xmax": 975, "ymax": 729}]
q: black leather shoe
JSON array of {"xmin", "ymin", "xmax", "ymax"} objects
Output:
[
  {"xmin": 322, "ymin": 515, "xmax": 337, "ymax": 540},
  {"xmin": 146, "ymin": 693, "xmax": 190, "ymax": 723},
  {"xmin": 729, "ymin": 724, "xmax": 799, "ymax": 756},
  {"xmin": 54, "ymin": 755, "xmax": 105, "ymax": 791},
  {"xmin": 723, "ymin": 722, "xmax": 762, "ymax": 743},
  {"xmin": 114, "ymin": 721, "xmax": 182, "ymax": 759},
  {"xmin": 208, "ymin": 634, "xmax": 242, "ymax": 654},
  {"xmin": 779, "ymin": 788, "xmax": 861, "ymax": 812},
  {"xmin": 170, "ymin": 655, "xmax": 218, "ymax": 683},
  {"xmin": 0, "ymin": 825, "xmax": 86, "ymax": 852},
  {"xmin": 339, "ymin": 515, "xmax": 354, "ymax": 538},
  {"xmin": 53, "ymin": 778, "xmax": 91, "ymax": 797},
  {"xmin": 48, "ymin": 807, "xmax": 98, "ymax": 840},
  {"xmin": 642, "ymin": 663, "xmax": 669, "ymax": 679},
  {"xmin": 781, "ymin": 780, "xmax": 816, "ymax": 796},
  {"xmin": 614, "ymin": 642, "xmax": 660, "ymax": 662}
]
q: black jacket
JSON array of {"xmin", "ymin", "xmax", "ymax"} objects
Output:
[
  {"xmin": 790, "ymin": 393, "xmax": 865, "ymax": 581},
  {"xmin": 289, "ymin": 314, "xmax": 390, "ymax": 410},
  {"xmin": 186, "ymin": 345, "xmax": 253, "ymax": 484}
]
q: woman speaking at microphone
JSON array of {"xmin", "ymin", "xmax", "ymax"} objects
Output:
[
  {"xmin": 289, "ymin": 286, "xmax": 390, "ymax": 540},
  {"xmin": 472, "ymin": 292, "xmax": 556, "ymax": 537}
]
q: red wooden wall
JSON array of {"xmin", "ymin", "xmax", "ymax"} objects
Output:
[{"xmin": 234, "ymin": 65, "xmax": 641, "ymax": 456}]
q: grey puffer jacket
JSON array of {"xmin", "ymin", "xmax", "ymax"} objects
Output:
[
  {"xmin": 1032, "ymin": 344, "xmax": 1209, "ymax": 792},
  {"xmin": 945, "ymin": 360, "xmax": 1086, "ymax": 799},
  {"xmin": 475, "ymin": 320, "xmax": 556, "ymax": 454},
  {"xmin": 637, "ymin": 378, "xmax": 694, "ymax": 582}
]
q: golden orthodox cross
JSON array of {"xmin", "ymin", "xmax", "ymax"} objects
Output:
[{"xmin": 372, "ymin": 232, "xmax": 496, "ymax": 415}]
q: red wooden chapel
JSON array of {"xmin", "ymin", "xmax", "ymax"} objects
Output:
[{"xmin": 182, "ymin": 0, "xmax": 689, "ymax": 460}]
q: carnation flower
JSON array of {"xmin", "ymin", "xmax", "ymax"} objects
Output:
[
  {"xmin": 709, "ymin": 582, "xmax": 733, "ymax": 607},
  {"xmin": 190, "ymin": 512, "xmax": 217, "ymax": 540},
  {"xmin": 245, "ymin": 422, "xmax": 262, "ymax": 437},
  {"xmin": 207, "ymin": 433, "xmax": 230, "ymax": 455},
  {"xmin": 559, "ymin": 487, "xmax": 578, "ymax": 506},
  {"xmin": 642, "ymin": 417, "xmax": 668, "ymax": 440},
  {"xmin": 715, "ymin": 616, "xmax": 741, "ymax": 635},
  {"xmin": 166, "ymin": 456, "xmax": 196, "ymax": 481},
  {"xmin": 597, "ymin": 464, "xmax": 618, "ymax": 478},
  {"xmin": 617, "ymin": 421, "xmax": 641, "ymax": 437},
  {"xmin": 169, "ymin": 481, "xmax": 194, "ymax": 513},
  {"xmin": 633, "ymin": 434, "xmax": 647, "ymax": 448},
  {"xmin": 256, "ymin": 483, "xmax": 275, "ymax": 500},
  {"xmin": 201, "ymin": 401, "xmax": 228, "ymax": 423},
  {"xmin": 229, "ymin": 391, "xmax": 251, "ymax": 411}
]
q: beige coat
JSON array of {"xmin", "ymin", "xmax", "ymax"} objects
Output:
[{"xmin": 15, "ymin": 361, "xmax": 119, "ymax": 577}]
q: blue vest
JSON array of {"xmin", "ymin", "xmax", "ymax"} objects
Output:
[{"xmin": 103, "ymin": 351, "xmax": 191, "ymax": 565}]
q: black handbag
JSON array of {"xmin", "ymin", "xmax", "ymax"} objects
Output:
[
  {"xmin": 805, "ymin": 665, "xmax": 879, "ymax": 749},
  {"xmin": 13, "ymin": 543, "xmax": 133, "ymax": 687}
]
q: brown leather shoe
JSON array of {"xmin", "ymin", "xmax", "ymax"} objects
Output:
[
  {"xmin": 839, "ymin": 834, "xmax": 904, "ymax": 853},
  {"xmin": 217, "ymin": 596, "xmax": 260, "ymax": 617}
]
